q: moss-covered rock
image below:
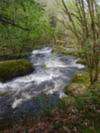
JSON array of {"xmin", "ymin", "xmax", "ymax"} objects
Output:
[
  {"xmin": 0, "ymin": 59, "xmax": 34, "ymax": 82},
  {"xmin": 64, "ymin": 72, "xmax": 90, "ymax": 96},
  {"xmin": 67, "ymin": 83, "xmax": 87, "ymax": 96},
  {"xmin": 72, "ymin": 72, "xmax": 90, "ymax": 85}
]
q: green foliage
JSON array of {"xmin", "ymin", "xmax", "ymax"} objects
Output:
[
  {"xmin": 43, "ymin": 107, "xmax": 53, "ymax": 117},
  {"xmin": 58, "ymin": 96, "xmax": 75, "ymax": 111},
  {"xmin": 72, "ymin": 72, "xmax": 90, "ymax": 84},
  {"xmin": 75, "ymin": 96, "xmax": 85, "ymax": 110},
  {"xmin": 0, "ymin": 59, "xmax": 33, "ymax": 82},
  {"xmin": 0, "ymin": 0, "xmax": 53, "ymax": 54},
  {"xmin": 58, "ymin": 99, "xmax": 67, "ymax": 111},
  {"xmin": 81, "ymin": 127, "xmax": 97, "ymax": 133}
]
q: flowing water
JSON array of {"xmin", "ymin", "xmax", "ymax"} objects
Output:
[{"xmin": 0, "ymin": 47, "xmax": 84, "ymax": 124}]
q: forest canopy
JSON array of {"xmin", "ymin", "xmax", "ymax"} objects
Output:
[{"xmin": 0, "ymin": 0, "xmax": 53, "ymax": 55}]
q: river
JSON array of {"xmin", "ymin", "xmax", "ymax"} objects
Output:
[{"xmin": 0, "ymin": 47, "xmax": 84, "ymax": 125}]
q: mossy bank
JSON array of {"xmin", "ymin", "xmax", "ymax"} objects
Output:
[{"xmin": 0, "ymin": 59, "xmax": 34, "ymax": 82}]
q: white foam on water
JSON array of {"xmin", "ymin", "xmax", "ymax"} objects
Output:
[
  {"xmin": 59, "ymin": 92, "xmax": 66, "ymax": 98},
  {"xmin": 0, "ymin": 83, "xmax": 5, "ymax": 90},
  {"xmin": 72, "ymin": 59, "xmax": 85, "ymax": 69},
  {"xmin": 32, "ymin": 47, "xmax": 52, "ymax": 55},
  {"xmin": 66, "ymin": 59, "xmax": 85, "ymax": 69},
  {"xmin": 12, "ymin": 93, "xmax": 32, "ymax": 109},
  {"xmin": 12, "ymin": 73, "xmax": 59, "ymax": 85},
  {"xmin": 45, "ymin": 79, "xmax": 65, "ymax": 95},
  {"xmin": 0, "ymin": 83, "xmax": 9, "ymax": 92},
  {"xmin": 12, "ymin": 98, "xmax": 23, "ymax": 109},
  {"xmin": 0, "ymin": 47, "xmax": 85, "ymax": 108},
  {"xmin": 46, "ymin": 58, "xmax": 67, "ymax": 68}
]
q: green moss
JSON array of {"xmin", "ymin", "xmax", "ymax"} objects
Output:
[
  {"xmin": 0, "ymin": 59, "xmax": 34, "ymax": 82},
  {"xmin": 72, "ymin": 72, "xmax": 90, "ymax": 85},
  {"xmin": 64, "ymin": 72, "xmax": 90, "ymax": 96}
]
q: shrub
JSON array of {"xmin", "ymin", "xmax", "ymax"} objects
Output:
[{"xmin": 0, "ymin": 59, "xmax": 34, "ymax": 82}]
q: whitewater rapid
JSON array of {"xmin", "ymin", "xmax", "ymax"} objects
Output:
[{"xmin": 0, "ymin": 47, "xmax": 84, "ymax": 110}]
